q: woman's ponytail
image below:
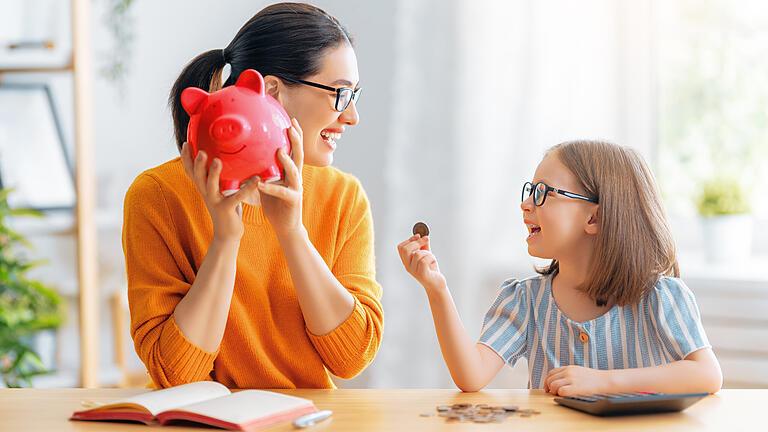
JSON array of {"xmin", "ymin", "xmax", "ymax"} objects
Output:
[
  {"xmin": 168, "ymin": 3, "xmax": 353, "ymax": 152},
  {"xmin": 169, "ymin": 49, "xmax": 227, "ymax": 151}
]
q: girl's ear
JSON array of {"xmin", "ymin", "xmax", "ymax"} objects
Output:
[
  {"xmin": 264, "ymin": 75, "xmax": 282, "ymax": 102},
  {"xmin": 585, "ymin": 205, "xmax": 599, "ymax": 235}
]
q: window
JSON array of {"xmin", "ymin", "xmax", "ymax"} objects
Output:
[{"xmin": 657, "ymin": 0, "xmax": 768, "ymax": 218}]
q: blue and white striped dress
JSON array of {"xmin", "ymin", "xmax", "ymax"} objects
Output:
[{"xmin": 478, "ymin": 274, "xmax": 711, "ymax": 389}]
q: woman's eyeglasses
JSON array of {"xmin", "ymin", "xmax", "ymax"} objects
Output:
[
  {"xmin": 521, "ymin": 181, "xmax": 598, "ymax": 206},
  {"xmin": 273, "ymin": 75, "xmax": 361, "ymax": 112}
]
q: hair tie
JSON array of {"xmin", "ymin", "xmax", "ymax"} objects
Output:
[{"xmin": 221, "ymin": 48, "xmax": 228, "ymax": 64}]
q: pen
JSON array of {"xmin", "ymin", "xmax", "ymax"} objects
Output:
[{"xmin": 293, "ymin": 410, "xmax": 333, "ymax": 428}]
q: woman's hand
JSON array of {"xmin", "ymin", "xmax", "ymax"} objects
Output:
[
  {"xmin": 544, "ymin": 365, "xmax": 611, "ymax": 396},
  {"xmin": 397, "ymin": 234, "xmax": 447, "ymax": 294},
  {"xmin": 180, "ymin": 142, "xmax": 260, "ymax": 243},
  {"xmin": 256, "ymin": 118, "xmax": 305, "ymax": 238}
]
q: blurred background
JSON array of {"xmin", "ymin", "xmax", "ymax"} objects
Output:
[{"xmin": 0, "ymin": 0, "xmax": 766, "ymax": 389}]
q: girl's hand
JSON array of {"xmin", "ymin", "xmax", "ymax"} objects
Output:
[
  {"xmin": 397, "ymin": 235, "xmax": 447, "ymax": 294},
  {"xmin": 181, "ymin": 142, "xmax": 261, "ymax": 243},
  {"xmin": 255, "ymin": 118, "xmax": 305, "ymax": 238},
  {"xmin": 544, "ymin": 365, "xmax": 612, "ymax": 396}
]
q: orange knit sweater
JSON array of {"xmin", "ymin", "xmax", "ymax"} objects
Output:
[{"xmin": 122, "ymin": 158, "xmax": 383, "ymax": 389}]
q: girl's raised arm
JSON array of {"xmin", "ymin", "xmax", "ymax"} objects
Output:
[{"xmin": 398, "ymin": 235, "xmax": 506, "ymax": 391}]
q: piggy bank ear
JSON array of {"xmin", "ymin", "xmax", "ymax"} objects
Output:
[
  {"xmin": 235, "ymin": 69, "xmax": 265, "ymax": 95},
  {"xmin": 181, "ymin": 87, "xmax": 209, "ymax": 115}
]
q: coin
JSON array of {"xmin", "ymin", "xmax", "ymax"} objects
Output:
[
  {"xmin": 472, "ymin": 415, "xmax": 493, "ymax": 423},
  {"xmin": 519, "ymin": 409, "xmax": 541, "ymax": 415},
  {"xmin": 412, "ymin": 222, "xmax": 429, "ymax": 237}
]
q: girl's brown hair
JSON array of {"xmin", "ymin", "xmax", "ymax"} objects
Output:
[{"xmin": 537, "ymin": 140, "xmax": 679, "ymax": 306}]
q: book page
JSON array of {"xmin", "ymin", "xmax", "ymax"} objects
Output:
[
  {"xmin": 170, "ymin": 390, "xmax": 314, "ymax": 424},
  {"xmin": 108, "ymin": 381, "xmax": 231, "ymax": 416}
]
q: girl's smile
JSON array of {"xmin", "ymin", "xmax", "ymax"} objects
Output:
[{"xmin": 524, "ymin": 219, "xmax": 541, "ymax": 241}]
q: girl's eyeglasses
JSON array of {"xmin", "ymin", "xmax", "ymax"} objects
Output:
[
  {"xmin": 273, "ymin": 75, "xmax": 361, "ymax": 112},
  {"xmin": 521, "ymin": 181, "xmax": 598, "ymax": 206}
]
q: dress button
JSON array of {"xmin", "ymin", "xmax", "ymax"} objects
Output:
[{"xmin": 579, "ymin": 331, "xmax": 589, "ymax": 343}]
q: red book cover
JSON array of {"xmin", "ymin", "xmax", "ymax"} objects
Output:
[{"xmin": 70, "ymin": 381, "xmax": 318, "ymax": 430}]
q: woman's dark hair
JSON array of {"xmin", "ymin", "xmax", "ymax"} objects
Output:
[{"xmin": 169, "ymin": 2, "xmax": 353, "ymax": 150}]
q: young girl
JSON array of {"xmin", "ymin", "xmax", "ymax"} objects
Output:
[{"xmin": 398, "ymin": 140, "xmax": 722, "ymax": 396}]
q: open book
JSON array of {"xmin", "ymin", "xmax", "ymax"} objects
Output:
[{"xmin": 70, "ymin": 381, "xmax": 318, "ymax": 431}]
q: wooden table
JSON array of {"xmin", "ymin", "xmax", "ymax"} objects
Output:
[{"xmin": 0, "ymin": 388, "xmax": 762, "ymax": 431}]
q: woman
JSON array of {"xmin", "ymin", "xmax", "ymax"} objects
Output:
[{"xmin": 122, "ymin": 2, "xmax": 383, "ymax": 389}]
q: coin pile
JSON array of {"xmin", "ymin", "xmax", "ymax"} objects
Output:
[{"xmin": 419, "ymin": 403, "xmax": 541, "ymax": 423}]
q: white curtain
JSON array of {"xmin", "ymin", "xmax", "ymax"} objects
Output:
[{"xmin": 343, "ymin": 0, "xmax": 656, "ymax": 389}]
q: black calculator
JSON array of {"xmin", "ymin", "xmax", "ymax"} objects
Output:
[{"xmin": 554, "ymin": 391, "xmax": 708, "ymax": 416}]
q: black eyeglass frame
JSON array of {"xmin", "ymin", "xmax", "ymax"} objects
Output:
[
  {"xmin": 521, "ymin": 181, "xmax": 599, "ymax": 206},
  {"xmin": 273, "ymin": 75, "xmax": 360, "ymax": 112}
]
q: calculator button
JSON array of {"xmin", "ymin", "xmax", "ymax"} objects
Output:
[{"xmin": 579, "ymin": 332, "xmax": 589, "ymax": 343}]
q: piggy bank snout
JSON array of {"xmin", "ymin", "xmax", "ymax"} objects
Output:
[{"xmin": 209, "ymin": 115, "xmax": 252, "ymax": 150}]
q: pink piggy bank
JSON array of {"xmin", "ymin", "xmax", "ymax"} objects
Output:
[{"xmin": 181, "ymin": 69, "xmax": 292, "ymax": 192}]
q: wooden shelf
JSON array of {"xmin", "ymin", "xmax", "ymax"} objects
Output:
[
  {"xmin": 71, "ymin": 0, "xmax": 99, "ymax": 389},
  {"xmin": 0, "ymin": 63, "xmax": 74, "ymax": 74},
  {"xmin": 2, "ymin": 0, "xmax": 99, "ymax": 388}
]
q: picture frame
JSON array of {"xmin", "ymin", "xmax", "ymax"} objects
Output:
[{"xmin": 0, "ymin": 84, "xmax": 75, "ymax": 210}]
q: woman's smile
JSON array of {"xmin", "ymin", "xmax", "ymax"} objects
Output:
[{"xmin": 320, "ymin": 128, "xmax": 343, "ymax": 150}]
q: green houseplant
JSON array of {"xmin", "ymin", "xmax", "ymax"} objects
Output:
[
  {"xmin": 695, "ymin": 177, "xmax": 751, "ymax": 217},
  {"xmin": 0, "ymin": 188, "xmax": 64, "ymax": 387},
  {"xmin": 695, "ymin": 177, "xmax": 753, "ymax": 263},
  {"xmin": 100, "ymin": 0, "xmax": 136, "ymax": 95}
]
